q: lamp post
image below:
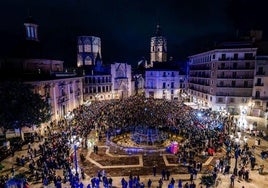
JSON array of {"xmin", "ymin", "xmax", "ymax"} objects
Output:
[{"xmin": 74, "ymin": 144, "xmax": 78, "ymax": 175}]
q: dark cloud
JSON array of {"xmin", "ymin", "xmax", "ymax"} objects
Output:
[{"xmin": 0, "ymin": 0, "xmax": 266, "ymax": 66}]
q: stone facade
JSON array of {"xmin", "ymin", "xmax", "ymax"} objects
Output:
[{"xmin": 26, "ymin": 77, "xmax": 83, "ymax": 122}]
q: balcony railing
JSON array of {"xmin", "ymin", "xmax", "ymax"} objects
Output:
[
  {"xmin": 255, "ymin": 83, "xmax": 264, "ymax": 86},
  {"xmin": 218, "ymin": 57, "xmax": 255, "ymax": 61},
  {"xmin": 216, "ymin": 93, "xmax": 251, "ymax": 97},
  {"xmin": 218, "ymin": 66, "xmax": 255, "ymax": 70},
  {"xmin": 217, "ymin": 76, "xmax": 254, "ymax": 79},
  {"xmin": 58, "ymin": 96, "xmax": 68, "ymax": 103},
  {"xmin": 256, "ymin": 71, "xmax": 265, "ymax": 75},
  {"xmin": 252, "ymin": 96, "xmax": 268, "ymax": 100},
  {"xmin": 188, "ymin": 87, "xmax": 209, "ymax": 93},
  {"xmin": 216, "ymin": 85, "xmax": 252, "ymax": 88},
  {"xmin": 145, "ymin": 86, "xmax": 157, "ymax": 89}
]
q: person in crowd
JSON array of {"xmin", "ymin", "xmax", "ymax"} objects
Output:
[
  {"xmin": 230, "ymin": 174, "xmax": 235, "ymax": 187},
  {"xmin": 4, "ymin": 95, "xmax": 263, "ymax": 188}
]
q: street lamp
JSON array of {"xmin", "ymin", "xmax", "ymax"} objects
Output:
[
  {"xmin": 74, "ymin": 144, "xmax": 78, "ymax": 175},
  {"xmin": 69, "ymin": 143, "xmax": 80, "ymax": 188},
  {"xmin": 71, "ymin": 134, "xmax": 79, "ymax": 176},
  {"xmin": 74, "ymin": 138, "xmax": 82, "ymax": 177}
]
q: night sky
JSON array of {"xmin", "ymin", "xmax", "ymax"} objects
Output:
[{"xmin": 0, "ymin": 0, "xmax": 266, "ymax": 67}]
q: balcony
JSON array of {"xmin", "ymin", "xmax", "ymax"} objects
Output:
[
  {"xmin": 255, "ymin": 83, "xmax": 264, "ymax": 86},
  {"xmin": 231, "ymin": 66, "xmax": 255, "ymax": 70},
  {"xmin": 256, "ymin": 71, "xmax": 265, "ymax": 76},
  {"xmin": 218, "ymin": 57, "xmax": 255, "ymax": 61},
  {"xmin": 58, "ymin": 96, "xmax": 68, "ymax": 103},
  {"xmin": 216, "ymin": 92, "xmax": 251, "ymax": 97},
  {"xmin": 216, "ymin": 85, "xmax": 252, "ymax": 88},
  {"xmin": 189, "ymin": 73, "xmax": 211, "ymax": 78},
  {"xmin": 189, "ymin": 81, "xmax": 210, "ymax": 86},
  {"xmin": 189, "ymin": 66, "xmax": 210, "ymax": 70},
  {"xmin": 217, "ymin": 76, "xmax": 254, "ymax": 79},
  {"xmin": 189, "ymin": 87, "xmax": 209, "ymax": 94},
  {"xmin": 218, "ymin": 58, "xmax": 228, "ymax": 61},
  {"xmin": 252, "ymin": 96, "xmax": 268, "ymax": 100},
  {"xmin": 145, "ymin": 86, "xmax": 157, "ymax": 89},
  {"xmin": 218, "ymin": 66, "xmax": 231, "ymax": 70}
]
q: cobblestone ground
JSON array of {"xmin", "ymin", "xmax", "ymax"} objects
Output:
[{"xmin": 79, "ymin": 137, "xmax": 225, "ymax": 178}]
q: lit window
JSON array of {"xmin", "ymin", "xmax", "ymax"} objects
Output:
[
  {"xmin": 78, "ymin": 45, "xmax": 83, "ymax": 52},
  {"xmin": 84, "ymin": 44, "xmax": 91, "ymax": 52}
]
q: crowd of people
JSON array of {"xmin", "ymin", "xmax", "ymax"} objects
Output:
[
  {"xmin": 1, "ymin": 94, "xmax": 267, "ymax": 187},
  {"xmin": 68, "ymin": 95, "xmax": 228, "ymax": 187}
]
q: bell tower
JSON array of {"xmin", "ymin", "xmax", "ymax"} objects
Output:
[
  {"xmin": 77, "ymin": 36, "xmax": 101, "ymax": 67},
  {"xmin": 149, "ymin": 24, "xmax": 167, "ymax": 67},
  {"xmin": 24, "ymin": 16, "xmax": 39, "ymax": 41}
]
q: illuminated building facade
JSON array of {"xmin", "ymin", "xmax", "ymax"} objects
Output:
[
  {"xmin": 83, "ymin": 74, "xmax": 113, "ymax": 101},
  {"xmin": 0, "ymin": 16, "xmax": 84, "ymax": 124},
  {"xmin": 251, "ymin": 56, "xmax": 268, "ymax": 117},
  {"xmin": 27, "ymin": 77, "xmax": 83, "ymax": 122},
  {"xmin": 77, "ymin": 36, "xmax": 102, "ymax": 67},
  {"xmin": 24, "ymin": 16, "xmax": 39, "ymax": 42},
  {"xmin": 111, "ymin": 62, "xmax": 132, "ymax": 99},
  {"xmin": 145, "ymin": 65, "xmax": 181, "ymax": 100},
  {"xmin": 188, "ymin": 42, "xmax": 257, "ymax": 114},
  {"xmin": 149, "ymin": 24, "xmax": 167, "ymax": 67},
  {"xmin": 82, "ymin": 61, "xmax": 132, "ymax": 101}
]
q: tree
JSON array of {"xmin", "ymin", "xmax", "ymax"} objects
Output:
[{"xmin": 0, "ymin": 81, "xmax": 51, "ymax": 129}]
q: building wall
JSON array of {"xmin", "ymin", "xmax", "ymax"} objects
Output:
[
  {"xmin": 110, "ymin": 62, "xmax": 132, "ymax": 99},
  {"xmin": 188, "ymin": 47, "xmax": 257, "ymax": 113},
  {"xmin": 26, "ymin": 76, "xmax": 83, "ymax": 122},
  {"xmin": 0, "ymin": 58, "xmax": 64, "ymax": 74},
  {"xmin": 23, "ymin": 59, "xmax": 64, "ymax": 73},
  {"xmin": 145, "ymin": 70, "xmax": 181, "ymax": 100},
  {"xmin": 83, "ymin": 74, "xmax": 113, "ymax": 101},
  {"xmin": 252, "ymin": 56, "xmax": 268, "ymax": 117},
  {"xmin": 77, "ymin": 36, "xmax": 101, "ymax": 67},
  {"xmin": 133, "ymin": 74, "xmax": 145, "ymax": 95}
]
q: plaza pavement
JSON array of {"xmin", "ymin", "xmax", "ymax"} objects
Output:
[{"xmin": 1, "ymin": 115, "xmax": 268, "ymax": 188}]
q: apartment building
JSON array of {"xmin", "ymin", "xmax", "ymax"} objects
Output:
[
  {"xmin": 145, "ymin": 63, "xmax": 182, "ymax": 100},
  {"xmin": 188, "ymin": 42, "xmax": 257, "ymax": 114},
  {"xmin": 251, "ymin": 56, "xmax": 268, "ymax": 117}
]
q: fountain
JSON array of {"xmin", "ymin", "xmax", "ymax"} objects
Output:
[
  {"xmin": 107, "ymin": 125, "xmax": 182, "ymax": 153},
  {"xmin": 131, "ymin": 125, "xmax": 168, "ymax": 145}
]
